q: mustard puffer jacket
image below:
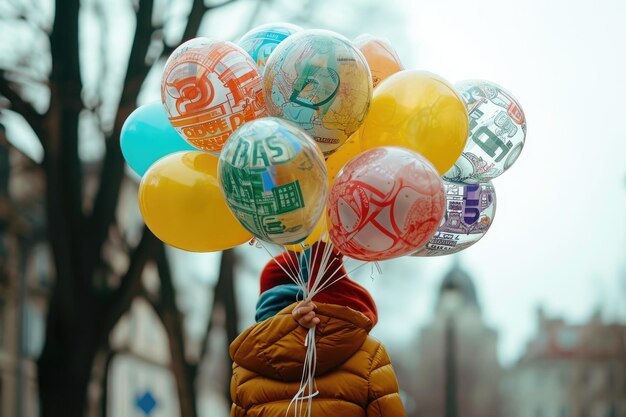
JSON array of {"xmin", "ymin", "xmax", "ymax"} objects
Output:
[{"xmin": 230, "ymin": 303, "xmax": 406, "ymax": 417}]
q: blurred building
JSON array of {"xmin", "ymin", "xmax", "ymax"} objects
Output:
[
  {"xmin": 0, "ymin": 125, "xmax": 50, "ymax": 417},
  {"xmin": 410, "ymin": 262, "xmax": 501, "ymax": 417},
  {"xmin": 502, "ymin": 309, "xmax": 626, "ymax": 417},
  {"xmin": 106, "ymin": 294, "xmax": 181, "ymax": 417},
  {"xmin": 0, "ymin": 117, "xmax": 235, "ymax": 417}
]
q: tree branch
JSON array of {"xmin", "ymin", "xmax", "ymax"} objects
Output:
[
  {"xmin": 154, "ymin": 243, "xmax": 199, "ymax": 417},
  {"xmin": 85, "ymin": 0, "xmax": 156, "ymax": 279},
  {"xmin": 0, "ymin": 71, "xmax": 44, "ymax": 139},
  {"xmin": 42, "ymin": 0, "xmax": 85, "ymax": 327},
  {"xmin": 97, "ymin": 226, "xmax": 160, "ymax": 340},
  {"xmin": 215, "ymin": 249, "xmax": 238, "ymax": 398},
  {"xmin": 162, "ymin": 0, "xmax": 237, "ymax": 57},
  {"xmin": 196, "ymin": 249, "xmax": 237, "ymax": 368},
  {"xmin": 86, "ymin": 0, "xmax": 238, "ymax": 282}
]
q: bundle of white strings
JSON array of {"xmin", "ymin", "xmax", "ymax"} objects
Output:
[{"xmin": 257, "ymin": 235, "xmax": 368, "ymax": 417}]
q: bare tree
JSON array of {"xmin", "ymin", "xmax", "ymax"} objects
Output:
[
  {"xmin": 146, "ymin": 246, "xmax": 238, "ymax": 417},
  {"xmin": 0, "ymin": 1, "xmax": 240, "ymax": 416}
]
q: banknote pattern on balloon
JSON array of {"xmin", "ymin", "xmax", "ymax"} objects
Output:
[
  {"xmin": 444, "ymin": 80, "xmax": 526, "ymax": 184},
  {"xmin": 413, "ymin": 181, "xmax": 496, "ymax": 256},
  {"xmin": 218, "ymin": 118, "xmax": 327, "ymax": 245}
]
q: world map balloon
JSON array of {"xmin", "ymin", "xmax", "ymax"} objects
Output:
[
  {"xmin": 263, "ymin": 29, "xmax": 372, "ymax": 157},
  {"xmin": 161, "ymin": 37, "xmax": 266, "ymax": 154},
  {"xmin": 218, "ymin": 117, "xmax": 327, "ymax": 246},
  {"xmin": 328, "ymin": 147, "xmax": 445, "ymax": 261},
  {"xmin": 238, "ymin": 22, "xmax": 302, "ymax": 72},
  {"xmin": 412, "ymin": 180, "xmax": 496, "ymax": 257},
  {"xmin": 443, "ymin": 79, "xmax": 526, "ymax": 184}
]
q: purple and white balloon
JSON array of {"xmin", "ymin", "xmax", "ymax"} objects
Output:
[{"xmin": 412, "ymin": 180, "xmax": 496, "ymax": 257}]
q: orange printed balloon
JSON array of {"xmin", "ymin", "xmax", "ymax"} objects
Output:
[
  {"xmin": 161, "ymin": 38, "xmax": 267, "ymax": 154},
  {"xmin": 353, "ymin": 34, "xmax": 404, "ymax": 89}
]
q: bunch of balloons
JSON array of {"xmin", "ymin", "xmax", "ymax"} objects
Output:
[{"xmin": 121, "ymin": 22, "xmax": 526, "ymax": 261}]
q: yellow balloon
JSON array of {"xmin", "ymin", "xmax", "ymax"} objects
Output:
[
  {"xmin": 326, "ymin": 129, "xmax": 365, "ymax": 187},
  {"xmin": 139, "ymin": 151, "xmax": 252, "ymax": 252},
  {"xmin": 360, "ymin": 70, "xmax": 469, "ymax": 174},
  {"xmin": 283, "ymin": 215, "xmax": 329, "ymax": 252}
]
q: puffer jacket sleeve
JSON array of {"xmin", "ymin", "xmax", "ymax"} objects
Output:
[
  {"xmin": 230, "ymin": 364, "xmax": 246, "ymax": 417},
  {"xmin": 230, "ymin": 403, "xmax": 245, "ymax": 417},
  {"xmin": 366, "ymin": 342, "xmax": 406, "ymax": 417}
]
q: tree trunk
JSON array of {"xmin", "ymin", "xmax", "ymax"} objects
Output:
[
  {"xmin": 20, "ymin": 0, "xmax": 243, "ymax": 414},
  {"xmin": 38, "ymin": 300, "xmax": 99, "ymax": 417},
  {"xmin": 37, "ymin": 228, "xmax": 158, "ymax": 417},
  {"xmin": 153, "ymin": 248, "xmax": 240, "ymax": 413},
  {"xmin": 215, "ymin": 249, "xmax": 239, "ymax": 399},
  {"xmin": 155, "ymin": 244, "xmax": 199, "ymax": 417}
]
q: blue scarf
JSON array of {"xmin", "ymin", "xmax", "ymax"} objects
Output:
[{"xmin": 255, "ymin": 284, "xmax": 304, "ymax": 322}]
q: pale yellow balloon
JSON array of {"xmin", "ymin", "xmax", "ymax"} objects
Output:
[
  {"xmin": 139, "ymin": 151, "xmax": 252, "ymax": 252},
  {"xmin": 325, "ymin": 129, "xmax": 365, "ymax": 187},
  {"xmin": 283, "ymin": 215, "xmax": 329, "ymax": 253},
  {"xmin": 354, "ymin": 34, "xmax": 404, "ymax": 88},
  {"xmin": 360, "ymin": 70, "xmax": 469, "ymax": 174}
]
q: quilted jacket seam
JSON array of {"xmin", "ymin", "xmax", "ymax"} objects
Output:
[{"xmin": 368, "ymin": 341, "xmax": 384, "ymax": 403}]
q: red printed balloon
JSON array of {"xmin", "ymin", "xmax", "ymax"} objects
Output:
[{"xmin": 328, "ymin": 147, "xmax": 445, "ymax": 261}]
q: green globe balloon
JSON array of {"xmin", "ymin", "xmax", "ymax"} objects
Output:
[
  {"xmin": 263, "ymin": 29, "xmax": 372, "ymax": 157},
  {"xmin": 218, "ymin": 117, "xmax": 327, "ymax": 246}
]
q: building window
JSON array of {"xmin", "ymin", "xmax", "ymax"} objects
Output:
[
  {"xmin": 607, "ymin": 366, "xmax": 617, "ymax": 391},
  {"xmin": 607, "ymin": 403, "xmax": 617, "ymax": 417},
  {"xmin": 557, "ymin": 328, "xmax": 578, "ymax": 349},
  {"xmin": 32, "ymin": 244, "xmax": 52, "ymax": 289},
  {"xmin": 535, "ymin": 406, "xmax": 544, "ymax": 417},
  {"xmin": 23, "ymin": 303, "xmax": 44, "ymax": 358},
  {"xmin": 535, "ymin": 369, "xmax": 545, "ymax": 387},
  {"xmin": 580, "ymin": 367, "xmax": 592, "ymax": 388},
  {"xmin": 0, "ymin": 299, "xmax": 4, "ymax": 348}
]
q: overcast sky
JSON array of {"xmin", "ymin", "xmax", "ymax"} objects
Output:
[{"xmin": 344, "ymin": 0, "xmax": 626, "ymax": 363}]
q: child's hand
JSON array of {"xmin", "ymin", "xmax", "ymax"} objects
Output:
[{"xmin": 292, "ymin": 301, "xmax": 320, "ymax": 329}]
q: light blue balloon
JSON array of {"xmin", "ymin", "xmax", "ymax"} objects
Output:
[
  {"xmin": 120, "ymin": 101, "xmax": 197, "ymax": 176},
  {"xmin": 237, "ymin": 22, "xmax": 302, "ymax": 72}
]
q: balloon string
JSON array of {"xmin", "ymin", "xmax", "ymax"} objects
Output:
[
  {"xmin": 314, "ymin": 260, "xmax": 370, "ymax": 295},
  {"xmin": 257, "ymin": 240, "xmax": 305, "ymax": 288},
  {"xmin": 256, "ymin": 219, "xmax": 368, "ymax": 417},
  {"xmin": 306, "ymin": 240, "xmax": 334, "ymax": 297},
  {"xmin": 286, "ymin": 327, "xmax": 318, "ymax": 417}
]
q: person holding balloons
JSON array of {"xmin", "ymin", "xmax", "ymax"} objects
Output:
[
  {"xmin": 121, "ymin": 22, "xmax": 527, "ymax": 417},
  {"xmin": 229, "ymin": 243, "xmax": 407, "ymax": 417}
]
